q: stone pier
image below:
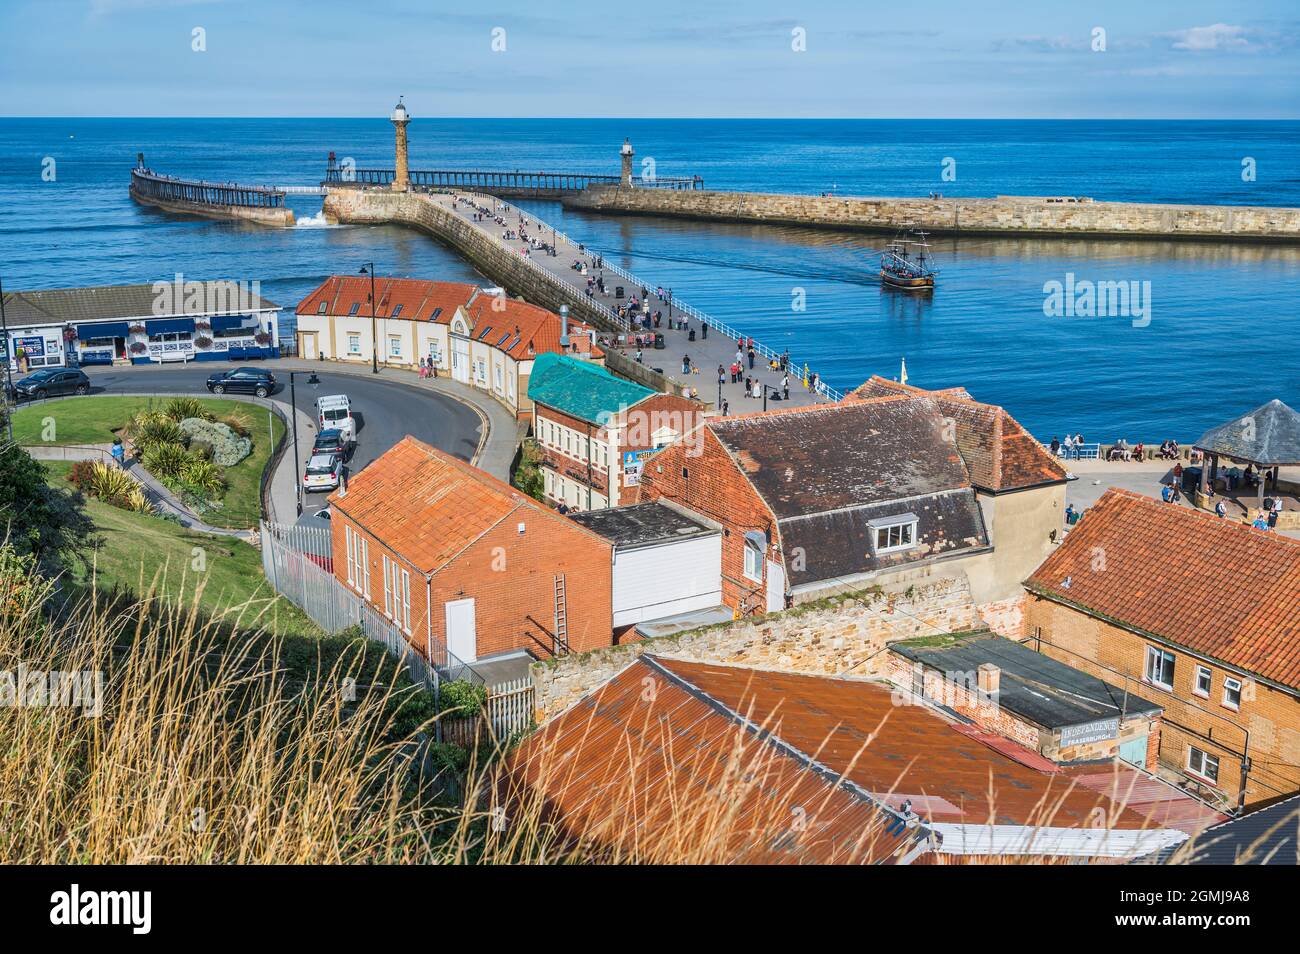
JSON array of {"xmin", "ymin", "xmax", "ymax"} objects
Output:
[{"xmin": 564, "ymin": 187, "xmax": 1300, "ymax": 244}]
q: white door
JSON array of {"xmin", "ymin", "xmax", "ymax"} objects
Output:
[
  {"xmin": 765, "ymin": 561, "xmax": 785, "ymax": 613},
  {"xmin": 451, "ymin": 337, "xmax": 470, "ymax": 384},
  {"xmin": 302, "ymin": 333, "xmax": 318, "ymax": 360},
  {"xmin": 445, "ymin": 598, "xmax": 477, "ymax": 662}
]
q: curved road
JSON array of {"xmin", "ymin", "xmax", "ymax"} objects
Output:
[{"xmin": 79, "ymin": 364, "xmax": 482, "ymax": 523}]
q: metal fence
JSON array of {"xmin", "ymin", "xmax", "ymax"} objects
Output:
[{"xmin": 449, "ymin": 191, "xmax": 843, "ymax": 401}]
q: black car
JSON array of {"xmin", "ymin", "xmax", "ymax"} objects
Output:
[
  {"xmin": 312, "ymin": 427, "xmax": 351, "ymax": 459},
  {"xmin": 10, "ymin": 367, "xmax": 91, "ymax": 401},
  {"xmin": 206, "ymin": 367, "xmax": 276, "ymax": 397}
]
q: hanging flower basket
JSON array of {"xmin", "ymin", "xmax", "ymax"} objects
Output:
[
  {"xmin": 129, "ymin": 341, "xmax": 147, "ymax": 355},
  {"xmin": 194, "ymin": 335, "xmax": 213, "ymax": 349},
  {"xmin": 195, "ymin": 320, "xmax": 212, "ymax": 331},
  {"xmin": 128, "ymin": 323, "xmax": 147, "ymax": 335},
  {"xmin": 253, "ymin": 332, "xmax": 271, "ymax": 345}
]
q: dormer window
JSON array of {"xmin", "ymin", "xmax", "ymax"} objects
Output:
[
  {"xmin": 348, "ymin": 303, "xmax": 360, "ymax": 316},
  {"xmin": 870, "ymin": 514, "xmax": 918, "ymax": 554},
  {"xmin": 317, "ymin": 301, "xmax": 327, "ymax": 315}
]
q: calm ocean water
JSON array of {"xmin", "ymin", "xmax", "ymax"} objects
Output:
[{"xmin": 2, "ymin": 118, "xmax": 1297, "ymax": 439}]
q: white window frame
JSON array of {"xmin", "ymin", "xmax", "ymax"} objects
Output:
[
  {"xmin": 389, "ymin": 335, "xmax": 402, "ymax": 358},
  {"xmin": 360, "ymin": 538, "xmax": 370, "ymax": 598},
  {"xmin": 400, "ymin": 569, "xmax": 411, "ymax": 634},
  {"xmin": 1187, "ymin": 746, "xmax": 1220, "ymax": 785},
  {"xmin": 743, "ymin": 533, "xmax": 764, "ymax": 583},
  {"xmin": 1194, "ymin": 666, "xmax": 1212, "ymax": 698},
  {"xmin": 873, "ymin": 518, "xmax": 917, "ymax": 554},
  {"xmin": 1144, "ymin": 645, "xmax": 1176, "ymax": 691},
  {"xmin": 1222, "ymin": 677, "xmax": 1242, "ymax": 711},
  {"xmin": 345, "ymin": 526, "xmax": 356, "ymax": 586},
  {"xmin": 382, "ymin": 555, "xmax": 393, "ymax": 619},
  {"xmin": 348, "ymin": 333, "xmax": 361, "ymax": 355}
]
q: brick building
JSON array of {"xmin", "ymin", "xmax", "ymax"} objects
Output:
[
  {"xmin": 528, "ymin": 352, "xmax": 706, "ymax": 511},
  {"xmin": 295, "ymin": 276, "xmax": 599, "ymax": 418},
  {"xmin": 634, "ymin": 390, "xmax": 1058, "ymax": 616},
  {"xmin": 327, "ymin": 436, "xmax": 613, "ymax": 667},
  {"xmin": 1025, "ymin": 488, "xmax": 1300, "ymax": 812}
]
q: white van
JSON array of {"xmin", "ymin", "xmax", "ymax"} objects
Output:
[{"xmin": 316, "ymin": 394, "xmax": 355, "ymax": 444}]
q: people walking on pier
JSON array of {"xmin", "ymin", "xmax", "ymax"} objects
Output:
[
  {"xmin": 782, "ymin": 374, "xmax": 790, "ymax": 400},
  {"xmin": 636, "ymin": 348, "xmax": 644, "ymax": 363},
  {"xmin": 702, "ymin": 321, "xmax": 708, "ymax": 339},
  {"xmin": 747, "ymin": 344, "xmax": 755, "ymax": 370},
  {"xmin": 744, "ymin": 375, "xmax": 753, "ymax": 397}
]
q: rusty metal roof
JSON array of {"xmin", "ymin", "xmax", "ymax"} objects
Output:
[{"xmin": 507, "ymin": 655, "xmax": 1223, "ymax": 862}]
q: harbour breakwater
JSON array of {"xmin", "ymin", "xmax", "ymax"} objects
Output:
[
  {"xmin": 563, "ymin": 187, "xmax": 1300, "ymax": 244},
  {"xmin": 130, "ymin": 163, "xmax": 295, "ymax": 228}
]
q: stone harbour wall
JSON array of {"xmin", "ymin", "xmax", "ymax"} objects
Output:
[
  {"xmin": 531, "ymin": 576, "xmax": 983, "ymax": 722},
  {"xmin": 131, "ymin": 190, "xmax": 295, "ymax": 227},
  {"xmin": 564, "ymin": 187, "xmax": 1300, "ymax": 243}
]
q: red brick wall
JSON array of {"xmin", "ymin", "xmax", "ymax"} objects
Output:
[
  {"xmin": 1025, "ymin": 593, "xmax": 1300, "ymax": 808},
  {"xmin": 331, "ymin": 503, "xmax": 612, "ymax": 663},
  {"xmin": 636, "ymin": 427, "xmax": 781, "ymax": 613},
  {"xmin": 534, "ymin": 404, "xmax": 611, "ymax": 495},
  {"xmin": 617, "ymin": 394, "xmax": 706, "ymax": 456}
]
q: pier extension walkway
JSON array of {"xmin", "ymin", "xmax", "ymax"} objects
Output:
[{"xmin": 432, "ymin": 190, "xmax": 840, "ymax": 414}]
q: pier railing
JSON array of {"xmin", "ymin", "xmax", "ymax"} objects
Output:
[
  {"xmin": 131, "ymin": 165, "xmax": 287, "ymax": 209},
  {"xmin": 324, "ymin": 166, "xmax": 702, "ymax": 195},
  {"xmin": 449, "ymin": 190, "xmax": 843, "ymax": 402}
]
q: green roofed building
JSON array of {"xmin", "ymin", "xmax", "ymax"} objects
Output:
[{"xmin": 528, "ymin": 352, "xmax": 705, "ymax": 512}]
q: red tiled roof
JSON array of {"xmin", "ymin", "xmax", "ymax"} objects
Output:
[
  {"xmin": 295, "ymin": 275, "xmax": 478, "ymax": 322},
  {"xmin": 507, "ymin": 655, "xmax": 1220, "ymax": 862},
  {"xmin": 463, "ymin": 296, "xmax": 600, "ymax": 360},
  {"xmin": 328, "ymin": 436, "xmax": 544, "ymax": 574},
  {"xmin": 847, "ymin": 376, "xmax": 1067, "ymax": 492},
  {"xmin": 1027, "ymin": 489, "xmax": 1300, "ymax": 691}
]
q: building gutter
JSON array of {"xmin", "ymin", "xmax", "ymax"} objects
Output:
[{"xmin": 928, "ymin": 822, "xmax": 1187, "ymax": 859}]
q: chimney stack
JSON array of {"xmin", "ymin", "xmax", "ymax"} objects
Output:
[
  {"xmin": 977, "ymin": 663, "xmax": 1000, "ymax": 697},
  {"xmin": 559, "ymin": 305, "xmax": 570, "ymax": 348}
]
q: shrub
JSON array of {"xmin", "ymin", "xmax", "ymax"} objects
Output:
[
  {"xmin": 188, "ymin": 439, "xmax": 214, "ymax": 461},
  {"xmin": 66, "ymin": 459, "xmax": 97, "ymax": 494},
  {"xmin": 143, "ymin": 442, "xmax": 190, "ymax": 481},
  {"xmin": 218, "ymin": 410, "xmax": 253, "ymax": 437},
  {"xmin": 439, "ymin": 679, "xmax": 487, "ymax": 718},
  {"xmin": 126, "ymin": 412, "xmax": 183, "ymax": 451},
  {"xmin": 178, "ymin": 417, "xmax": 251, "ymax": 467},
  {"xmin": 87, "ymin": 461, "xmax": 137, "ymax": 507},
  {"xmin": 163, "ymin": 397, "xmax": 212, "ymax": 423},
  {"xmin": 121, "ymin": 485, "xmax": 154, "ymax": 514},
  {"xmin": 182, "ymin": 457, "xmax": 225, "ymax": 496}
]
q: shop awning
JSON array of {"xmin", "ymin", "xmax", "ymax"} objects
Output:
[
  {"xmin": 210, "ymin": 314, "xmax": 252, "ymax": 332},
  {"xmin": 145, "ymin": 317, "xmax": 196, "ymax": 335},
  {"xmin": 76, "ymin": 321, "xmax": 131, "ymax": 339}
]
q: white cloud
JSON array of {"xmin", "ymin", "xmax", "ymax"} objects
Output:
[{"xmin": 1164, "ymin": 23, "xmax": 1257, "ymax": 52}]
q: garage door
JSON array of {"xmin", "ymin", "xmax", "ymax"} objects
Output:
[{"xmin": 611, "ymin": 534, "xmax": 722, "ymax": 627}]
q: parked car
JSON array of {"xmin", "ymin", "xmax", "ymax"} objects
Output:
[
  {"xmin": 206, "ymin": 367, "xmax": 276, "ymax": 397},
  {"xmin": 315, "ymin": 394, "xmax": 355, "ymax": 443},
  {"xmin": 312, "ymin": 427, "xmax": 351, "ymax": 460},
  {"xmin": 8, "ymin": 368, "xmax": 91, "ymax": 401},
  {"xmin": 302, "ymin": 453, "xmax": 342, "ymax": 493}
]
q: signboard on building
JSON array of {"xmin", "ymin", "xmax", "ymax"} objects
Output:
[
  {"xmin": 622, "ymin": 448, "xmax": 659, "ymax": 487},
  {"xmin": 1059, "ymin": 717, "xmax": 1120, "ymax": 748},
  {"xmin": 15, "ymin": 335, "xmax": 46, "ymax": 358}
]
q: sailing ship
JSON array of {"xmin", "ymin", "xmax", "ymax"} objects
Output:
[{"xmin": 879, "ymin": 229, "xmax": 937, "ymax": 290}]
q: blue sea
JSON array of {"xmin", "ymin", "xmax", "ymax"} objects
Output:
[{"xmin": 2, "ymin": 118, "xmax": 1298, "ymax": 440}]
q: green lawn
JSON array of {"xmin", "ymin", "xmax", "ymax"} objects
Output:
[
  {"xmin": 15, "ymin": 396, "xmax": 283, "ymax": 529},
  {"xmin": 43, "ymin": 459, "xmax": 318, "ymax": 638}
]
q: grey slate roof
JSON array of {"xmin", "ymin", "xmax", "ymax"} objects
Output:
[
  {"xmin": 2, "ymin": 282, "xmax": 280, "ymax": 326},
  {"xmin": 568, "ymin": 502, "xmax": 717, "ymax": 549},
  {"xmin": 709, "ymin": 398, "xmax": 972, "ymax": 517},
  {"xmin": 890, "ymin": 632, "xmax": 1162, "ymax": 730},
  {"xmin": 1194, "ymin": 399, "xmax": 1300, "ymax": 466},
  {"xmin": 708, "ymin": 398, "xmax": 989, "ymax": 588},
  {"xmin": 1160, "ymin": 792, "xmax": 1300, "ymax": 865}
]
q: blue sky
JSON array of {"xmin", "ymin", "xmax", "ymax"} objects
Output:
[{"xmin": 1, "ymin": 0, "xmax": 1297, "ymax": 117}]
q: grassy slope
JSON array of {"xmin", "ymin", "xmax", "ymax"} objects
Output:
[
  {"xmin": 15, "ymin": 396, "xmax": 283, "ymax": 529},
  {"xmin": 43, "ymin": 459, "xmax": 317, "ymax": 638}
]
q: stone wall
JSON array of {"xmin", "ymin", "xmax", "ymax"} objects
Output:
[
  {"xmin": 564, "ymin": 187, "xmax": 1300, "ymax": 243},
  {"xmin": 131, "ymin": 190, "xmax": 294, "ymax": 227},
  {"xmin": 531, "ymin": 575, "xmax": 982, "ymax": 721}
]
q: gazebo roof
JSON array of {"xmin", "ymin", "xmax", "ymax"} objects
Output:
[{"xmin": 1195, "ymin": 399, "xmax": 1300, "ymax": 466}]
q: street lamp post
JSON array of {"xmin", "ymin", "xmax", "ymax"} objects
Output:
[
  {"xmin": 288, "ymin": 370, "xmax": 321, "ymax": 516},
  {"xmin": 360, "ymin": 263, "xmax": 378, "ymax": 374}
]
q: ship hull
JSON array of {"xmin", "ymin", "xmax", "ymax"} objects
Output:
[{"xmin": 880, "ymin": 270, "xmax": 935, "ymax": 290}]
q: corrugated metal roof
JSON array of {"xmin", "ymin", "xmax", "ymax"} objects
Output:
[{"xmin": 508, "ymin": 655, "xmax": 1223, "ymax": 862}]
